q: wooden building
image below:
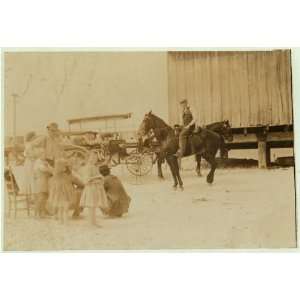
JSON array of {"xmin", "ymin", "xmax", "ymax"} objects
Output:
[
  {"xmin": 67, "ymin": 113, "xmax": 132, "ymax": 132},
  {"xmin": 167, "ymin": 50, "xmax": 294, "ymax": 168},
  {"xmin": 66, "ymin": 113, "xmax": 137, "ymax": 141}
]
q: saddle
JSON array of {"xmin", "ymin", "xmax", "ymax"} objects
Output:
[{"xmin": 193, "ymin": 126, "xmax": 207, "ymax": 139}]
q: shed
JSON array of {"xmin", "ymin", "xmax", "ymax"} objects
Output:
[
  {"xmin": 167, "ymin": 50, "xmax": 293, "ymax": 128},
  {"xmin": 167, "ymin": 50, "xmax": 294, "ymax": 168}
]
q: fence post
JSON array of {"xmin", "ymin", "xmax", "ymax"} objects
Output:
[{"xmin": 258, "ymin": 140, "xmax": 268, "ymax": 168}]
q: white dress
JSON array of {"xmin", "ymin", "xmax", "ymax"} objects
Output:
[
  {"xmin": 23, "ymin": 142, "xmax": 36, "ymax": 195},
  {"xmin": 80, "ymin": 164, "xmax": 109, "ymax": 209}
]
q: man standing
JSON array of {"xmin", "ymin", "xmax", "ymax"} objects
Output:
[
  {"xmin": 176, "ymin": 99, "xmax": 196, "ymax": 158},
  {"xmin": 31, "ymin": 122, "xmax": 86, "ymax": 215},
  {"xmin": 31, "ymin": 122, "xmax": 64, "ymax": 166},
  {"xmin": 30, "ymin": 122, "xmax": 66, "ymax": 215},
  {"xmin": 173, "ymin": 124, "xmax": 181, "ymax": 137}
]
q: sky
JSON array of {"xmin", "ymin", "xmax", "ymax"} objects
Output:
[{"xmin": 4, "ymin": 51, "xmax": 169, "ymax": 136}]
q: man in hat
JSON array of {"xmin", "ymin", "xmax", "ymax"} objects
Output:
[
  {"xmin": 175, "ymin": 99, "xmax": 196, "ymax": 159},
  {"xmin": 98, "ymin": 164, "xmax": 131, "ymax": 218},
  {"xmin": 31, "ymin": 122, "xmax": 66, "ymax": 166},
  {"xmin": 173, "ymin": 124, "xmax": 181, "ymax": 138}
]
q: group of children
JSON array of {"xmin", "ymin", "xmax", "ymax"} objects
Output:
[{"xmin": 32, "ymin": 148, "xmax": 131, "ymax": 227}]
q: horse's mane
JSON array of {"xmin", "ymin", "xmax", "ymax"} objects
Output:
[
  {"xmin": 148, "ymin": 113, "xmax": 174, "ymax": 141},
  {"xmin": 150, "ymin": 113, "xmax": 172, "ymax": 130},
  {"xmin": 206, "ymin": 121, "xmax": 223, "ymax": 128},
  {"xmin": 205, "ymin": 121, "xmax": 226, "ymax": 133}
]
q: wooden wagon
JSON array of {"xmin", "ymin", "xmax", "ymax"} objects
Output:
[{"xmin": 65, "ymin": 114, "xmax": 154, "ymax": 176}]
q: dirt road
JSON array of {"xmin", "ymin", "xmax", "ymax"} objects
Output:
[{"xmin": 3, "ymin": 166, "xmax": 296, "ymax": 250}]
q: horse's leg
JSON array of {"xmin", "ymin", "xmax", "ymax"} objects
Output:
[
  {"xmin": 173, "ymin": 157, "xmax": 184, "ymax": 190},
  {"xmin": 157, "ymin": 156, "xmax": 164, "ymax": 179},
  {"xmin": 166, "ymin": 155, "xmax": 178, "ymax": 190},
  {"xmin": 202, "ymin": 152, "xmax": 217, "ymax": 184},
  {"xmin": 195, "ymin": 154, "xmax": 202, "ymax": 177}
]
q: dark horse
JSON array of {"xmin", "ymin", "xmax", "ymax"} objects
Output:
[
  {"xmin": 138, "ymin": 111, "xmax": 232, "ymax": 189},
  {"xmin": 195, "ymin": 120, "xmax": 233, "ymax": 176},
  {"xmin": 139, "ymin": 117, "xmax": 233, "ymax": 179}
]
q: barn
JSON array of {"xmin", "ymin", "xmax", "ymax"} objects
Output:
[{"xmin": 167, "ymin": 50, "xmax": 294, "ymax": 168}]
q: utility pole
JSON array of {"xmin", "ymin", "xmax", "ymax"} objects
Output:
[{"xmin": 11, "ymin": 93, "xmax": 19, "ymax": 146}]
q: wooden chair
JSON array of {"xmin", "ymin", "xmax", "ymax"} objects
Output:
[{"xmin": 4, "ymin": 167, "xmax": 33, "ymax": 218}]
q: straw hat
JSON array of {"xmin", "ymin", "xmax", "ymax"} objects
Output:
[
  {"xmin": 46, "ymin": 122, "xmax": 59, "ymax": 131},
  {"xmin": 25, "ymin": 131, "xmax": 36, "ymax": 142}
]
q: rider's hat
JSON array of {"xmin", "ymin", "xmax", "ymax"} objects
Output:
[{"xmin": 179, "ymin": 98, "xmax": 188, "ymax": 104}]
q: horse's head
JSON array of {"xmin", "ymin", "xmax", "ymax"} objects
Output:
[
  {"xmin": 137, "ymin": 111, "xmax": 155, "ymax": 150},
  {"xmin": 221, "ymin": 120, "xmax": 233, "ymax": 142},
  {"xmin": 138, "ymin": 110, "xmax": 158, "ymax": 137},
  {"xmin": 137, "ymin": 111, "xmax": 172, "ymax": 150}
]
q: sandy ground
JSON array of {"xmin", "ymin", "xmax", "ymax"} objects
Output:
[{"xmin": 3, "ymin": 163, "xmax": 297, "ymax": 251}]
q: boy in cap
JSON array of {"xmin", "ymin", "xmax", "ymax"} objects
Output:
[{"xmin": 176, "ymin": 99, "xmax": 196, "ymax": 158}]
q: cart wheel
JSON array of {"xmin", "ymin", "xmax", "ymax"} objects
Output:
[{"xmin": 126, "ymin": 152, "xmax": 153, "ymax": 176}]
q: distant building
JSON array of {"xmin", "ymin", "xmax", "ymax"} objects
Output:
[{"xmin": 66, "ymin": 113, "xmax": 138, "ymax": 141}]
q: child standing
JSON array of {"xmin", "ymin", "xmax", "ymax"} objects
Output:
[
  {"xmin": 24, "ymin": 131, "xmax": 37, "ymax": 197},
  {"xmin": 80, "ymin": 151, "xmax": 108, "ymax": 227},
  {"xmin": 49, "ymin": 158, "xmax": 75, "ymax": 224},
  {"xmin": 33, "ymin": 148, "xmax": 53, "ymax": 218}
]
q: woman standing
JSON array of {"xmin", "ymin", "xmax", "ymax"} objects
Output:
[
  {"xmin": 23, "ymin": 131, "xmax": 38, "ymax": 197},
  {"xmin": 48, "ymin": 158, "xmax": 75, "ymax": 224},
  {"xmin": 33, "ymin": 148, "xmax": 53, "ymax": 217}
]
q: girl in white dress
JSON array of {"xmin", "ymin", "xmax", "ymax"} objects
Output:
[
  {"xmin": 23, "ymin": 131, "xmax": 38, "ymax": 197},
  {"xmin": 80, "ymin": 151, "xmax": 109, "ymax": 227}
]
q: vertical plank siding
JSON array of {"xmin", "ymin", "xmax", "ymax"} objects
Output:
[{"xmin": 167, "ymin": 50, "xmax": 293, "ymax": 128}]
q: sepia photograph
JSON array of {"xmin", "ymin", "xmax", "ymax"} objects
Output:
[{"xmin": 2, "ymin": 49, "xmax": 297, "ymax": 251}]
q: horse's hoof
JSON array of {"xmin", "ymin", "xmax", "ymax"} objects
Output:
[
  {"xmin": 173, "ymin": 186, "xmax": 177, "ymax": 190},
  {"xmin": 206, "ymin": 177, "xmax": 214, "ymax": 184},
  {"xmin": 207, "ymin": 179, "xmax": 213, "ymax": 185},
  {"xmin": 179, "ymin": 186, "xmax": 184, "ymax": 191},
  {"xmin": 197, "ymin": 172, "xmax": 202, "ymax": 177},
  {"xmin": 158, "ymin": 176, "xmax": 165, "ymax": 180}
]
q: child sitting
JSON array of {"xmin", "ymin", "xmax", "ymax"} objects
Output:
[{"xmin": 98, "ymin": 165, "xmax": 131, "ymax": 218}]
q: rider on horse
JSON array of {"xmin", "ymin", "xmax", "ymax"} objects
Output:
[{"xmin": 175, "ymin": 99, "xmax": 196, "ymax": 158}]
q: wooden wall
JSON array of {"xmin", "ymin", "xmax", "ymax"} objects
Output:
[{"xmin": 167, "ymin": 50, "xmax": 293, "ymax": 128}]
